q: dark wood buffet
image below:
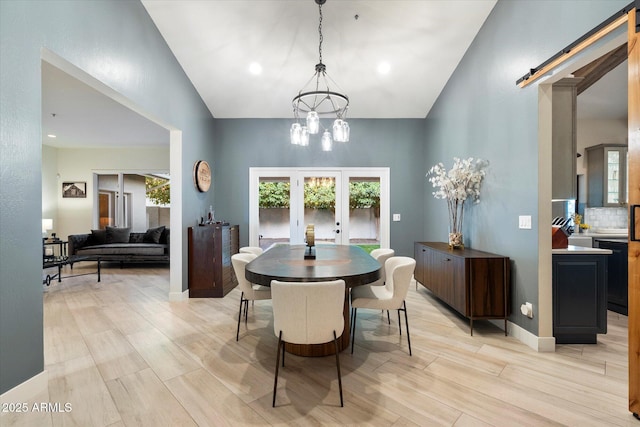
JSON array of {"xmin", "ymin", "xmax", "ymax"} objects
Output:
[
  {"xmin": 414, "ymin": 242, "xmax": 510, "ymax": 335},
  {"xmin": 188, "ymin": 224, "xmax": 239, "ymax": 297}
]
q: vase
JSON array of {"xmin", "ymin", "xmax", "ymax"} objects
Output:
[{"xmin": 448, "ymin": 232, "xmax": 464, "ymax": 249}]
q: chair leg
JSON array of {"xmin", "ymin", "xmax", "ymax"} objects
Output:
[
  {"xmin": 333, "ymin": 331, "xmax": 344, "ymax": 407},
  {"xmin": 402, "ymin": 301, "xmax": 412, "ymax": 356},
  {"xmin": 244, "ymin": 299, "xmax": 249, "ymax": 325},
  {"xmin": 273, "ymin": 331, "xmax": 282, "ymax": 407},
  {"xmin": 387, "ymin": 310, "xmax": 391, "ymax": 325},
  {"xmin": 397, "ymin": 309, "xmax": 402, "ymax": 336},
  {"xmin": 350, "ymin": 308, "xmax": 357, "ymax": 354},
  {"xmin": 236, "ymin": 292, "xmax": 245, "ymax": 341}
]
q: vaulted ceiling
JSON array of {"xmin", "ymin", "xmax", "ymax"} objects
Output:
[{"xmin": 41, "ymin": 0, "xmax": 627, "ymax": 148}]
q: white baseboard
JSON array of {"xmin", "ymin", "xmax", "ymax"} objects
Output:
[
  {"xmin": 169, "ymin": 288, "xmax": 189, "ymax": 302},
  {"xmin": 507, "ymin": 321, "xmax": 556, "ymax": 352},
  {"xmin": 0, "ymin": 370, "xmax": 48, "ymax": 404}
]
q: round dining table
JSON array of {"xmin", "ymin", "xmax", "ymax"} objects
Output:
[{"xmin": 245, "ymin": 244, "xmax": 380, "ymax": 356}]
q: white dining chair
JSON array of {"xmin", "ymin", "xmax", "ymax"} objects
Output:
[
  {"xmin": 350, "ymin": 256, "xmax": 416, "ymax": 355},
  {"xmin": 239, "ymin": 246, "xmax": 264, "ymax": 256},
  {"xmin": 369, "ymin": 248, "xmax": 395, "ymax": 323},
  {"xmin": 271, "ymin": 279, "xmax": 345, "ymax": 407},
  {"xmin": 369, "ymin": 248, "xmax": 395, "ymax": 287},
  {"xmin": 231, "ymin": 253, "xmax": 271, "ymax": 341}
]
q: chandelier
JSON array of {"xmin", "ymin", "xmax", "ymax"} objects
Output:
[{"xmin": 290, "ymin": 0, "xmax": 349, "ymax": 151}]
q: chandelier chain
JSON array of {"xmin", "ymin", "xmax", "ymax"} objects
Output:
[{"xmin": 318, "ymin": 2, "xmax": 323, "ymax": 65}]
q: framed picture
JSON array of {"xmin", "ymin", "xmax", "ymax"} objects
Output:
[{"xmin": 62, "ymin": 182, "xmax": 86, "ymax": 198}]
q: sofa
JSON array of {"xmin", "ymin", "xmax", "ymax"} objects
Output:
[{"xmin": 68, "ymin": 226, "xmax": 170, "ymax": 265}]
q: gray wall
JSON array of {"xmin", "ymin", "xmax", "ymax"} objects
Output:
[
  {"xmin": 213, "ymin": 119, "xmax": 425, "ymax": 256},
  {"xmin": 0, "ymin": 0, "xmax": 215, "ymax": 394},
  {"xmin": 422, "ymin": 0, "xmax": 628, "ymax": 334}
]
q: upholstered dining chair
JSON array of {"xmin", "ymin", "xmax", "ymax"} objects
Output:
[
  {"xmin": 271, "ymin": 279, "xmax": 345, "ymax": 407},
  {"xmin": 231, "ymin": 253, "xmax": 271, "ymax": 341},
  {"xmin": 369, "ymin": 248, "xmax": 395, "ymax": 322},
  {"xmin": 239, "ymin": 246, "xmax": 264, "ymax": 256},
  {"xmin": 350, "ymin": 256, "xmax": 416, "ymax": 355},
  {"xmin": 369, "ymin": 248, "xmax": 395, "ymax": 287}
]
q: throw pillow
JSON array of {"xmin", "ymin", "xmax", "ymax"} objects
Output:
[
  {"xmin": 143, "ymin": 226, "xmax": 165, "ymax": 244},
  {"xmin": 88, "ymin": 229, "xmax": 107, "ymax": 246},
  {"xmin": 106, "ymin": 226, "xmax": 130, "ymax": 244}
]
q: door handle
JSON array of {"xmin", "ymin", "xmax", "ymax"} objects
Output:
[{"xmin": 631, "ymin": 205, "xmax": 639, "ymax": 242}]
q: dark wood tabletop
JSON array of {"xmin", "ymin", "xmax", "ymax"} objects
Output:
[{"xmin": 245, "ymin": 244, "xmax": 380, "ymax": 287}]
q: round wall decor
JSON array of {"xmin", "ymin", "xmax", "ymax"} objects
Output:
[{"xmin": 193, "ymin": 160, "xmax": 211, "ymax": 192}]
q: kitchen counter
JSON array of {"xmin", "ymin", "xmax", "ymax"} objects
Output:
[
  {"xmin": 576, "ymin": 230, "xmax": 628, "ymax": 240},
  {"xmin": 552, "ymin": 245, "xmax": 612, "ymax": 255}
]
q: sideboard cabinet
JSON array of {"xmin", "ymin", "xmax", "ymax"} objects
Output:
[
  {"xmin": 414, "ymin": 242, "xmax": 510, "ymax": 335},
  {"xmin": 188, "ymin": 224, "xmax": 239, "ymax": 297}
]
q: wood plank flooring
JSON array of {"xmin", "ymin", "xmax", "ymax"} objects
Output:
[{"xmin": 2, "ymin": 263, "xmax": 634, "ymax": 426}]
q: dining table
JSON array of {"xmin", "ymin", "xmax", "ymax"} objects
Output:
[{"xmin": 245, "ymin": 244, "xmax": 381, "ymax": 356}]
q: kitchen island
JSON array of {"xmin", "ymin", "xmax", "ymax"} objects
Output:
[{"xmin": 552, "ymin": 245, "xmax": 612, "ymax": 344}]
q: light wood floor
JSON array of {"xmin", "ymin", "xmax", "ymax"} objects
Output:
[{"xmin": 2, "ymin": 263, "xmax": 634, "ymax": 426}]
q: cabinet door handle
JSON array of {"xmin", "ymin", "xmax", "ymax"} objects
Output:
[{"xmin": 631, "ymin": 205, "xmax": 639, "ymax": 242}]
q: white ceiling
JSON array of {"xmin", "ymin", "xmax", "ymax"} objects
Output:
[
  {"xmin": 41, "ymin": 61, "xmax": 169, "ymax": 148},
  {"xmin": 41, "ymin": 0, "xmax": 627, "ymax": 148},
  {"xmin": 141, "ymin": 0, "xmax": 497, "ymax": 119}
]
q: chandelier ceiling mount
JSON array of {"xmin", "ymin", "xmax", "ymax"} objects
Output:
[{"xmin": 290, "ymin": 0, "xmax": 350, "ymax": 151}]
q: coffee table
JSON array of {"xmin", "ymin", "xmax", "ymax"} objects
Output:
[{"xmin": 43, "ymin": 255, "xmax": 101, "ymax": 286}]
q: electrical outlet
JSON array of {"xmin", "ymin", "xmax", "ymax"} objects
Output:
[
  {"xmin": 520, "ymin": 302, "xmax": 534, "ymax": 318},
  {"xmin": 393, "ymin": 214, "xmax": 401, "ymax": 221},
  {"xmin": 519, "ymin": 215, "xmax": 532, "ymax": 229}
]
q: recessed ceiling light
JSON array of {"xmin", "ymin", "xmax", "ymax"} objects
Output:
[
  {"xmin": 377, "ymin": 62, "xmax": 391, "ymax": 75},
  {"xmin": 249, "ymin": 62, "xmax": 262, "ymax": 75},
  {"xmin": 47, "ymin": 134, "xmax": 56, "ymax": 138}
]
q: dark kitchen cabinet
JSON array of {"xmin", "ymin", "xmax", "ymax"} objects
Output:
[
  {"xmin": 594, "ymin": 239, "xmax": 628, "ymax": 315},
  {"xmin": 586, "ymin": 144, "xmax": 628, "ymax": 207},
  {"xmin": 552, "ymin": 253, "xmax": 608, "ymax": 343}
]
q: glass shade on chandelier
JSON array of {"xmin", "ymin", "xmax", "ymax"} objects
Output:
[
  {"xmin": 332, "ymin": 119, "xmax": 349, "ymax": 143},
  {"xmin": 321, "ymin": 130, "xmax": 332, "ymax": 151},
  {"xmin": 307, "ymin": 111, "xmax": 320, "ymax": 134},
  {"xmin": 290, "ymin": 123, "xmax": 310, "ymax": 146},
  {"xmin": 289, "ymin": 0, "xmax": 349, "ymax": 151}
]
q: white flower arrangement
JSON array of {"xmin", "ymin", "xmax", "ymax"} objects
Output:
[{"xmin": 427, "ymin": 157, "xmax": 489, "ymax": 240}]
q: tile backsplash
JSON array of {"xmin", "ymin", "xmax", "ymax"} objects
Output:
[{"xmin": 584, "ymin": 207, "xmax": 627, "ymax": 229}]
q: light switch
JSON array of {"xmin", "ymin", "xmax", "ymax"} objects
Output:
[
  {"xmin": 393, "ymin": 214, "xmax": 401, "ymax": 222},
  {"xmin": 519, "ymin": 215, "xmax": 532, "ymax": 229}
]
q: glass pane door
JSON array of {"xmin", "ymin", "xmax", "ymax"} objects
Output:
[
  {"xmin": 347, "ymin": 176, "xmax": 381, "ymax": 249},
  {"xmin": 258, "ymin": 176, "xmax": 292, "ymax": 250},
  {"xmin": 299, "ymin": 172, "xmax": 342, "ymax": 245},
  {"xmin": 250, "ymin": 168, "xmax": 389, "ymax": 249}
]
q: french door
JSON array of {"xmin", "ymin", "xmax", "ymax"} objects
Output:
[{"xmin": 249, "ymin": 167, "xmax": 389, "ymax": 250}]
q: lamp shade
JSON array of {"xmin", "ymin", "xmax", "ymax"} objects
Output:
[{"xmin": 42, "ymin": 219, "xmax": 53, "ymax": 233}]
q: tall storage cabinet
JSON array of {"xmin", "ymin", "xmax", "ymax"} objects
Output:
[
  {"xmin": 188, "ymin": 224, "xmax": 239, "ymax": 297},
  {"xmin": 586, "ymin": 144, "xmax": 628, "ymax": 206}
]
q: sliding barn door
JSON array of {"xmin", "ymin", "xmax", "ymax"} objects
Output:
[{"xmin": 628, "ymin": 7, "xmax": 639, "ymax": 417}]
